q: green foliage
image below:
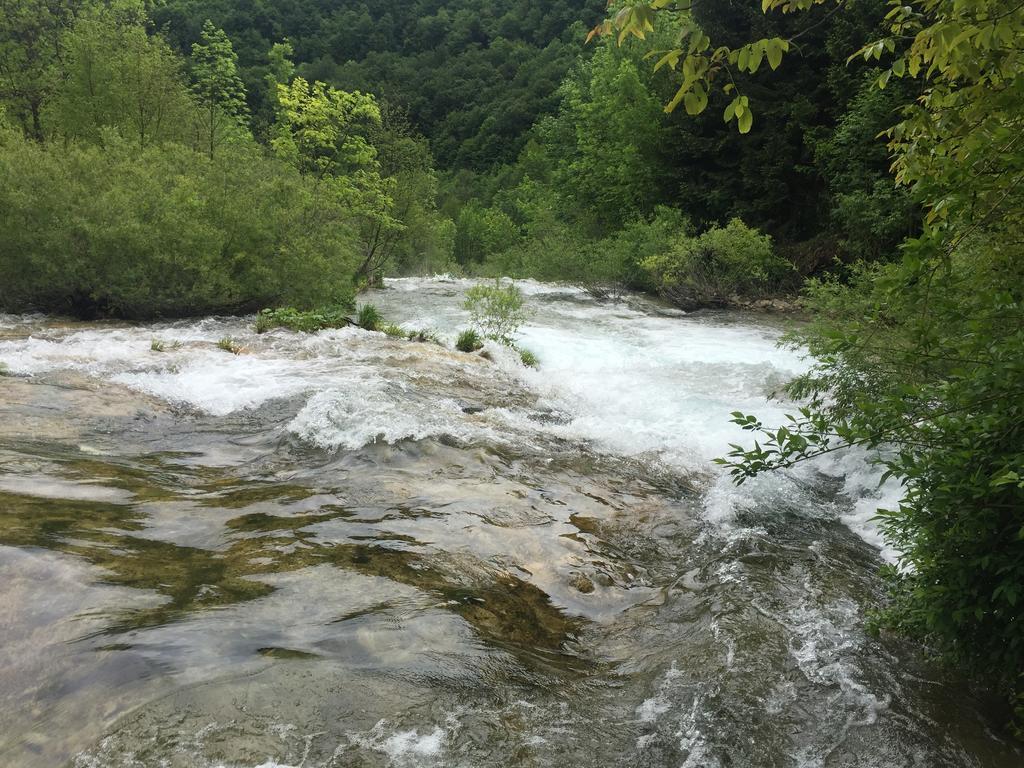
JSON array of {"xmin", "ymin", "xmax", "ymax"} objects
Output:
[
  {"xmin": 463, "ymin": 281, "xmax": 528, "ymax": 345},
  {"xmin": 356, "ymin": 303, "xmax": 383, "ymax": 331},
  {"xmin": 152, "ymin": 0, "xmax": 605, "ymax": 169},
  {"xmin": 0, "ymin": 127, "xmax": 361, "ymax": 317},
  {"xmin": 539, "ymin": 43, "xmax": 668, "ymax": 230},
  {"xmin": 643, "ymin": 219, "xmax": 791, "ymax": 308},
  {"xmin": 382, "ymin": 324, "xmax": 406, "ymax": 338},
  {"xmin": 0, "ymin": 0, "xmax": 85, "ymax": 140},
  {"xmin": 702, "ymin": 0, "xmax": 1024, "ymax": 721},
  {"xmin": 271, "ymin": 77, "xmax": 380, "ymax": 178},
  {"xmin": 453, "ymin": 202, "xmax": 520, "ymax": 266},
  {"xmin": 0, "ymin": 4, "xmax": 450, "ymax": 317},
  {"xmin": 151, "ymin": 338, "xmax": 182, "ymax": 352},
  {"xmin": 814, "ymin": 74, "xmax": 919, "ymax": 260},
  {"xmin": 406, "ymin": 328, "xmax": 441, "ymax": 344},
  {"xmin": 190, "ymin": 19, "xmax": 249, "ymax": 157},
  {"xmin": 253, "ymin": 305, "xmax": 353, "ymax": 334},
  {"xmin": 216, "ymin": 336, "xmax": 241, "ymax": 354},
  {"xmin": 455, "ymin": 328, "xmax": 484, "ymax": 352},
  {"xmin": 516, "ymin": 346, "xmax": 538, "ymax": 368},
  {"xmin": 50, "ymin": 4, "xmax": 197, "ymax": 148}
]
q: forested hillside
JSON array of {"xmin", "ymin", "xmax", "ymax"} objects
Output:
[
  {"xmin": 1, "ymin": 0, "xmax": 923, "ymax": 306},
  {"xmin": 146, "ymin": 0, "xmax": 915, "ymax": 273},
  {"xmin": 151, "ymin": 0, "xmax": 606, "ymax": 168}
]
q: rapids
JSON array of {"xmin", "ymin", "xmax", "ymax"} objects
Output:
[{"xmin": 0, "ymin": 277, "xmax": 1018, "ymax": 767}]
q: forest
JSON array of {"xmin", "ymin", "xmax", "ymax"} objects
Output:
[{"xmin": 1, "ymin": 0, "xmax": 1022, "ymax": 754}]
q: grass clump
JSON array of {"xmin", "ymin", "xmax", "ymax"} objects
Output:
[
  {"xmin": 455, "ymin": 329, "xmax": 484, "ymax": 352},
  {"xmin": 0, "ymin": 362, "xmax": 10, "ymax": 376},
  {"xmin": 217, "ymin": 337, "xmax": 242, "ymax": 355},
  {"xmin": 517, "ymin": 346, "xmax": 539, "ymax": 368},
  {"xmin": 254, "ymin": 305, "xmax": 351, "ymax": 334},
  {"xmin": 356, "ymin": 303, "xmax": 383, "ymax": 331},
  {"xmin": 407, "ymin": 328, "xmax": 441, "ymax": 344},
  {"xmin": 150, "ymin": 338, "xmax": 182, "ymax": 352},
  {"xmin": 382, "ymin": 324, "xmax": 406, "ymax": 338}
]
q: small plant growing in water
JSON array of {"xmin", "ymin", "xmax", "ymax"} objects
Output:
[
  {"xmin": 455, "ymin": 329, "xmax": 484, "ymax": 352},
  {"xmin": 463, "ymin": 280, "xmax": 528, "ymax": 346},
  {"xmin": 254, "ymin": 305, "xmax": 352, "ymax": 334},
  {"xmin": 517, "ymin": 346, "xmax": 539, "ymax": 368},
  {"xmin": 356, "ymin": 304, "xmax": 383, "ymax": 331},
  {"xmin": 150, "ymin": 338, "xmax": 181, "ymax": 352},
  {"xmin": 382, "ymin": 324, "xmax": 406, "ymax": 338},
  {"xmin": 407, "ymin": 328, "xmax": 441, "ymax": 344},
  {"xmin": 217, "ymin": 337, "xmax": 242, "ymax": 354},
  {"xmin": 0, "ymin": 362, "xmax": 10, "ymax": 376}
]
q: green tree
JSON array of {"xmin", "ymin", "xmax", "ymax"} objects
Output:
[
  {"xmin": 190, "ymin": 19, "xmax": 248, "ymax": 156},
  {"xmin": 0, "ymin": 0, "xmax": 85, "ymax": 139},
  {"xmin": 49, "ymin": 5, "xmax": 196, "ymax": 148},
  {"xmin": 271, "ymin": 76, "xmax": 396, "ymax": 283},
  {"xmin": 541, "ymin": 45, "xmax": 667, "ymax": 232},
  {"xmin": 595, "ymin": 0, "xmax": 1024, "ymax": 722}
]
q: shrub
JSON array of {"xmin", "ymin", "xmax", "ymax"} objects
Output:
[
  {"xmin": 356, "ymin": 303, "xmax": 383, "ymax": 331},
  {"xmin": 455, "ymin": 329, "xmax": 484, "ymax": 352},
  {"xmin": 382, "ymin": 324, "xmax": 406, "ymax": 338},
  {"xmin": 0, "ymin": 132, "xmax": 360, "ymax": 318},
  {"xmin": 643, "ymin": 219, "xmax": 791, "ymax": 309},
  {"xmin": 463, "ymin": 280, "xmax": 528, "ymax": 346},
  {"xmin": 254, "ymin": 305, "xmax": 352, "ymax": 334}
]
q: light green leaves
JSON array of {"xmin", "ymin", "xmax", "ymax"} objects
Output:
[
  {"xmin": 732, "ymin": 38, "xmax": 788, "ymax": 74},
  {"xmin": 724, "ymin": 95, "xmax": 753, "ymax": 134},
  {"xmin": 683, "ymin": 83, "xmax": 708, "ymax": 116}
]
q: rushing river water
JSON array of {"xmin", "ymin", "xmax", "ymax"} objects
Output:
[{"xmin": 0, "ymin": 278, "xmax": 1019, "ymax": 768}]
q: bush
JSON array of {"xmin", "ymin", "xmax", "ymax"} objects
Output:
[
  {"xmin": 356, "ymin": 304, "xmax": 383, "ymax": 331},
  {"xmin": 0, "ymin": 131, "xmax": 360, "ymax": 318},
  {"xmin": 720, "ymin": 250, "xmax": 1024, "ymax": 723},
  {"xmin": 643, "ymin": 219, "xmax": 791, "ymax": 309},
  {"xmin": 463, "ymin": 281, "xmax": 528, "ymax": 345},
  {"xmin": 455, "ymin": 328, "xmax": 484, "ymax": 352},
  {"xmin": 382, "ymin": 324, "xmax": 406, "ymax": 338},
  {"xmin": 254, "ymin": 305, "xmax": 352, "ymax": 333}
]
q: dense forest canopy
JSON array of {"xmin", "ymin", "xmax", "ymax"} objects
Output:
[{"xmin": 151, "ymin": 0, "xmax": 607, "ymax": 168}]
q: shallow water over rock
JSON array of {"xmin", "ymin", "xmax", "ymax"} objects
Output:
[{"xmin": 0, "ymin": 279, "xmax": 1019, "ymax": 767}]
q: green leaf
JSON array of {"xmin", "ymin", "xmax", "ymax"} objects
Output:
[{"xmin": 737, "ymin": 108, "xmax": 753, "ymax": 134}]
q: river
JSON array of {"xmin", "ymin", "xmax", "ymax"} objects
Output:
[{"xmin": 0, "ymin": 277, "xmax": 1018, "ymax": 767}]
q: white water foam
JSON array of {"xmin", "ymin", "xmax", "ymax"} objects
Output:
[
  {"xmin": 374, "ymin": 278, "xmax": 903, "ymax": 560},
  {"xmin": 2, "ymin": 280, "xmax": 903, "ymax": 558},
  {"xmin": 287, "ymin": 380, "xmax": 483, "ymax": 451}
]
